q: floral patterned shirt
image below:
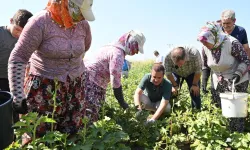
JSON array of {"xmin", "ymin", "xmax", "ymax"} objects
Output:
[{"xmin": 85, "ymin": 45, "xmax": 125, "ymax": 89}]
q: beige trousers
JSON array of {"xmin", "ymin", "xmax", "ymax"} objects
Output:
[{"xmin": 140, "ymin": 94, "xmax": 171, "ymax": 113}]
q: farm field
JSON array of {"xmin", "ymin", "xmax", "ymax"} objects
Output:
[{"xmin": 6, "ymin": 60, "xmax": 250, "ymax": 150}]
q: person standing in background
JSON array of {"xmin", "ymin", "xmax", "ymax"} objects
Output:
[
  {"xmin": 122, "ymin": 59, "xmax": 131, "ymax": 78},
  {"xmin": 0, "ymin": 9, "xmax": 33, "ymax": 92},
  {"xmin": 0, "ymin": 9, "xmax": 33, "ymax": 126},
  {"xmin": 154, "ymin": 50, "xmax": 164, "ymax": 65}
]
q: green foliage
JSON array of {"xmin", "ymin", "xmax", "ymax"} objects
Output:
[
  {"xmin": 69, "ymin": 116, "xmax": 130, "ymax": 150},
  {"xmin": 6, "ymin": 60, "xmax": 250, "ymax": 149}
]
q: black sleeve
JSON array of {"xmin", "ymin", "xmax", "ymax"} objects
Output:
[{"xmin": 113, "ymin": 86, "xmax": 128, "ymax": 109}]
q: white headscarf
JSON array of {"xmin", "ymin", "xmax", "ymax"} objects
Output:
[
  {"xmin": 111, "ymin": 30, "xmax": 146, "ymax": 55},
  {"xmin": 198, "ymin": 22, "xmax": 226, "ymax": 49}
]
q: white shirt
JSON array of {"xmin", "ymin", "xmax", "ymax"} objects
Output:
[{"xmin": 155, "ymin": 55, "xmax": 164, "ymax": 63}]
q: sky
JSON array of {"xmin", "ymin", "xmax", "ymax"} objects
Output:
[{"xmin": 1, "ymin": 0, "xmax": 250, "ymax": 61}]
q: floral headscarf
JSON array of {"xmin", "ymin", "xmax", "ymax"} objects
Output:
[
  {"xmin": 197, "ymin": 22, "xmax": 226, "ymax": 50},
  {"xmin": 46, "ymin": 0, "xmax": 83, "ymax": 28},
  {"xmin": 117, "ymin": 30, "xmax": 145, "ymax": 55}
]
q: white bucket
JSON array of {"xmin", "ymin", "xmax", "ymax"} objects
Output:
[{"xmin": 220, "ymin": 92, "xmax": 248, "ymax": 118}]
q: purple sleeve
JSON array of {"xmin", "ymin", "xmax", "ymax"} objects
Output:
[
  {"xmin": 84, "ymin": 21, "xmax": 92, "ymax": 52},
  {"xmin": 231, "ymin": 40, "xmax": 250, "ymax": 65},
  {"xmin": 8, "ymin": 15, "xmax": 44, "ymax": 63},
  {"xmin": 231, "ymin": 40, "xmax": 250, "ymax": 74}
]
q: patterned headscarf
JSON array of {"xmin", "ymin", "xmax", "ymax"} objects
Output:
[
  {"xmin": 117, "ymin": 30, "xmax": 146, "ymax": 55},
  {"xmin": 197, "ymin": 22, "xmax": 226, "ymax": 50},
  {"xmin": 46, "ymin": 0, "xmax": 84, "ymax": 28}
]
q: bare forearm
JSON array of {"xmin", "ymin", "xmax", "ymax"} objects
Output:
[
  {"xmin": 244, "ymin": 47, "xmax": 250, "ymax": 58},
  {"xmin": 193, "ymin": 73, "xmax": 201, "ymax": 85},
  {"xmin": 167, "ymin": 74, "xmax": 178, "ymax": 86},
  {"xmin": 134, "ymin": 94, "xmax": 141, "ymax": 107},
  {"xmin": 151, "ymin": 101, "xmax": 168, "ymax": 120}
]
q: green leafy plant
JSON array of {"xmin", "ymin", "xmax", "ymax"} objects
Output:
[{"xmin": 6, "ymin": 60, "xmax": 250, "ymax": 149}]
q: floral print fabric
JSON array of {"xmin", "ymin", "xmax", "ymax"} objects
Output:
[
  {"xmin": 24, "ymin": 73, "xmax": 87, "ymax": 135},
  {"xmin": 198, "ymin": 22, "xmax": 226, "ymax": 50},
  {"xmin": 46, "ymin": 0, "xmax": 83, "ymax": 28},
  {"xmin": 85, "ymin": 45, "xmax": 125, "ymax": 89},
  {"xmin": 85, "ymin": 73, "xmax": 106, "ymax": 123},
  {"xmin": 118, "ymin": 32, "xmax": 140, "ymax": 55},
  {"xmin": 231, "ymin": 40, "xmax": 250, "ymax": 73},
  {"xmin": 202, "ymin": 40, "xmax": 250, "ymax": 69}
]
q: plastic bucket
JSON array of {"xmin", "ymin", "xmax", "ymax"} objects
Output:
[
  {"xmin": 0, "ymin": 91, "xmax": 14, "ymax": 149},
  {"xmin": 220, "ymin": 92, "xmax": 248, "ymax": 118}
]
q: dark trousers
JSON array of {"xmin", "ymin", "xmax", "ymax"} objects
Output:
[
  {"xmin": 0, "ymin": 78, "xmax": 19, "ymax": 124},
  {"xmin": 173, "ymin": 73, "xmax": 201, "ymax": 109},
  {"xmin": 202, "ymin": 68, "xmax": 211, "ymax": 90}
]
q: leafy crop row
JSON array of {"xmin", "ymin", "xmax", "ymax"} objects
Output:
[{"xmin": 6, "ymin": 60, "xmax": 250, "ymax": 150}]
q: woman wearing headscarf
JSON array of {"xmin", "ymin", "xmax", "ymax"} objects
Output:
[
  {"xmin": 8, "ymin": 0, "xmax": 94, "ymax": 137},
  {"xmin": 197, "ymin": 22, "xmax": 250, "ymax": 132},
  {"xmin": 84, "ymin": 30, "xmax": 146, "ymax": 122}
]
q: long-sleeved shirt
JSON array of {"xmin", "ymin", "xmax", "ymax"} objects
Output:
[
  {"xmin": 85, "ymin": 45, "xmax": 125, "ymax": 89},
  {"xmin": 0, "ymin": 26, "xmax": 17, "ymax": 78},
  {"xmin": 8, "ymin": 10, "xmax": 92, "ymax": 82}
]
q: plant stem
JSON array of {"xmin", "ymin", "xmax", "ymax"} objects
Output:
[
  {"xmin": 82, "ymin": 118, "xmax": 88, "ymax": 143},
  {"xmin": 32, "ymin": 122, "xmax": 38, "ymax": 149},
  {"xmin": 51, "ymin": 78, "xmax": 58, "ymax": 132},
  {"xmin": 170, "ymin": 98, "xmax": 175, "ymax": 137}
]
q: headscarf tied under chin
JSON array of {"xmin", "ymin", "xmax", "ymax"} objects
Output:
[
  {"xmin": 117, "ymin": 30, "xmax": 145, "ymax": 55},
  {"xmin": 46, "ymin": 0, "xmax": 83, "ymax": 28},
  {"xmin": 197, "ymin": 22, "xmax": 226, "ymax": 50}
]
